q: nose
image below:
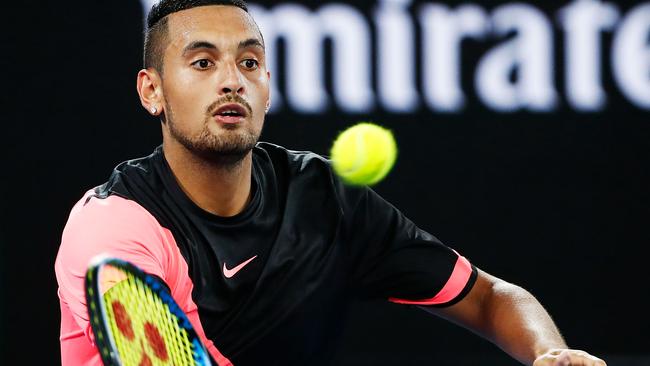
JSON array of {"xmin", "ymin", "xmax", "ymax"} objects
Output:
[{"xmin": 219, "ymin": 61, "xmax": 245, "ymax": 96}]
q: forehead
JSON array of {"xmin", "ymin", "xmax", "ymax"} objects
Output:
[{"xmin": 166, "ymin": 5, "xmax": 260, "ymax": 48}]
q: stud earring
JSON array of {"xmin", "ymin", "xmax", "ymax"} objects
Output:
[{"xmin": 150, "ymin": 107, "xmax": 157, "ymax": 114}]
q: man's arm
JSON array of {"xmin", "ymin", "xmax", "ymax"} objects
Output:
[
  {"xmin": 420, "ymin": 269, "xmax": 606, "ymax": 366},
  {"xmin": 55, "ymin": 192, "xmax": 170, "ymax": 343}
]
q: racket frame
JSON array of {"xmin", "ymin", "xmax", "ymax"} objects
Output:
[{"xmin": 85, "ymin": 256, "xmax": 214, "ymax": 366}]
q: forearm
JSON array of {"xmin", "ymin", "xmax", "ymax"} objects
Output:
[
  {"xmin": 422, "ymin": 270, "xmax": 568, "ymax": 365},
  {"xmin": 423, "ymin": 269, "xmax": 605, "ymax": 365},
  {"xmin": 478, "ymin": 280, "xmax": 567, "ymax": 365}
]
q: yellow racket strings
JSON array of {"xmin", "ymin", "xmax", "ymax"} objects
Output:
[{"xmin": 103, "ymin": 269, "xmax": 196, "ymax": 366}]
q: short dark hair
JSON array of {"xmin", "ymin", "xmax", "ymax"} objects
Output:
[{"xmin": 143, "ymin": 0, "xmax": 250, "ymax": 73}]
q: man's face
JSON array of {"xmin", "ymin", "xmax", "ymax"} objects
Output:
[{"xmin": 159, "ymin": 5, "xmax": 269, "ymax": 165}]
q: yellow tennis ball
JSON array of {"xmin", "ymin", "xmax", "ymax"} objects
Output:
[{"xmin": 330, "ymin": 122, "xmax": 397, "ymax": 186}]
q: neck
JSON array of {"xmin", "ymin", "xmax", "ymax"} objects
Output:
[{"xmin": 162, "ymin": 140, "xmax": 253, "ymax": 217}]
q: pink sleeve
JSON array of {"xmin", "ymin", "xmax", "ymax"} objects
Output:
[
  {"xmin": 55, "ymin": 190, "xmax": 171, "ymax": 344},
  {"xmin": 388, "ymin": 255, "xmax": 475, "ymax": 306}
]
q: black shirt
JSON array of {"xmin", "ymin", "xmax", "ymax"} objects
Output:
[{"xmin": 93, "ymin": 142, "xmax": 476, "ymax": 365}]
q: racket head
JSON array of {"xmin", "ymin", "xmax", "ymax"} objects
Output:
[{"xmin": 85, "ymin": 256, "xmax": 213, "ymax": 366}]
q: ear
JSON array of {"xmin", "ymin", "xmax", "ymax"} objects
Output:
[
  {"xmin": 265, "ymin": 71, "xmax": 271, "ymax": 113},
  {"xmin": 137, "ymin": 68, "xmax": 164, "ymax": 117}
]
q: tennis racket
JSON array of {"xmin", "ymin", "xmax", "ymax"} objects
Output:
[{"xmin": 85, "ymin": 256, "xmax": 214, "ymax": 366}]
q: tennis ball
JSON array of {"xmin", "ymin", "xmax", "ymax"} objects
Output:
[{"xmin": 330, "ymin": 122, "xmax": 397, "ymax": 186}]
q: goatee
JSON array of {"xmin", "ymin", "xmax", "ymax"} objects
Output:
[{"xmin": 165, "ymin": 100, "xmax": 260, "ymax": 170}]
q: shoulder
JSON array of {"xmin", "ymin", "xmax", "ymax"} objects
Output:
[
  {"xmin": 95, "ymin": 147, "xmax": 163, "ymax": 197},
  {"xmin": 254, "ymin": 141, "xmax": 332, "ymax": 174},
  {"xmin": 254, "ymin": 142, "xmax": 373, "ymax": 212},
  {"xmin": 63, "ymin": 189, "xmax": 161, "ymax": 239},
  {"xmin": 56, "ymin": 189, "xmax": 172, "ymax": 282}
]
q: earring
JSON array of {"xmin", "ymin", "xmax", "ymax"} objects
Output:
[{"xmin": 150, "ymin": 107, "xmax": 157, "ymax": 114}]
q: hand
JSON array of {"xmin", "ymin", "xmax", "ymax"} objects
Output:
[{"xmin": 533, "ymin": 349, "xmax": 606, "ymax": 366}]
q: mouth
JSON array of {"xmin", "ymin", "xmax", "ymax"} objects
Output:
[{"xmin": 212, "ymin": 103, "xmax": 248, "ymax": 125}]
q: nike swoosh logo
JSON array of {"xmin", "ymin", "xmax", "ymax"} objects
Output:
[{"xmin": 223, "ymin": 255, "xmax": 258, "ymax": 278}]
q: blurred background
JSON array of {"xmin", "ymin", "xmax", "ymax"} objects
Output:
[{"xmin": 3, "ymin": 0, "xmax": 650, "ymax": 364}]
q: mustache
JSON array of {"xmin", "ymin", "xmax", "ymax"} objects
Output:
[{"xmin": 206, "ymin": 95, "xmax": 253, "ymax": 116}]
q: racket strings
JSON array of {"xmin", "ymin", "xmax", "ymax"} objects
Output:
[{"xmin": 103, "ymin": 269, "xmax": 197, "ymax": 366}]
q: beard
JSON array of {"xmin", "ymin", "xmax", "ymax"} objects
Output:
[{"xmin": 164, "ymin": 98, "xmax": 260, "ymax": 169}]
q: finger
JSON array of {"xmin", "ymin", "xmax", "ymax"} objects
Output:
[
  {"xmin": 557, "ymin": 350, "xmax": 607, "ymax": 366},
  {"xmin": 554, "ymin": 350, "xmax": 572, "ymax": 366}
]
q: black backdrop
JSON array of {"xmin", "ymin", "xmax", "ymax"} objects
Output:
[{"xmin": 3, "ymin": 0, "xmax": 650, "ymax": 364}]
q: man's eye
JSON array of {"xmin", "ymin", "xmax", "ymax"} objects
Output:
[
  {"xmin": 192, "ymin": 59, "xmax": 213, "ymax": 69},
  {"xmin": 241, "ymin": 59, "xmax": 259, "ymax": 70}
]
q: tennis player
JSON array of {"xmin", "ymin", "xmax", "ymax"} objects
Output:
[{"xmin": 55, "ymin": 1, "xmax": 606, "ymax": 365}]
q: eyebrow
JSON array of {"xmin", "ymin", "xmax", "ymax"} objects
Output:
[
  {"xmin": 181, "ymin": 38, "xmax": 264, "ymax": 57},
  {"xmin": 182, "ymin": 41, "xmax": 218, "ymax": 56},
  {"xmin": 239, "ymin": 38, "xmax": 264, "ymax": 50}
]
